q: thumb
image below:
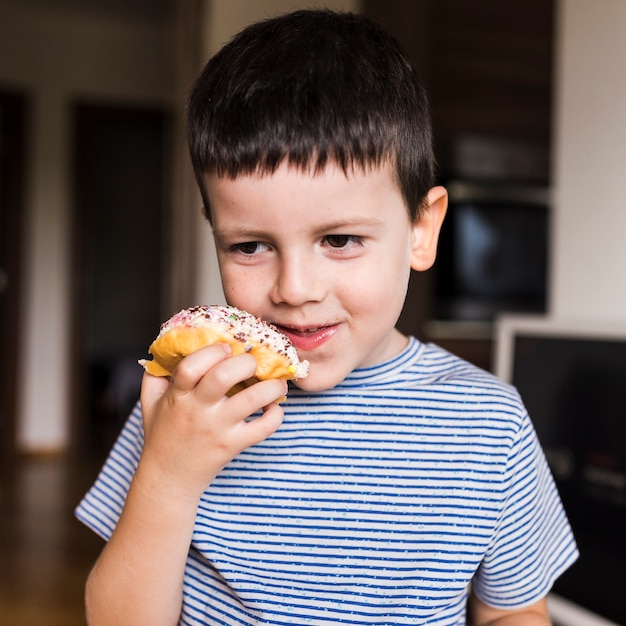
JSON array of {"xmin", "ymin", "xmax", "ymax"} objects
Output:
[
  {"xmin": 242, "ymin": 402, "xmax": 285, "ymax": 449},
  {"xmin": 140, "ymin": 371, "xmax": 170, "ymax": 417}
]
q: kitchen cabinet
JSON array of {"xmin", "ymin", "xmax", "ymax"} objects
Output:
[{"xmin": 363, "ymin": 0, "xmax": 555, "ymax": 372}]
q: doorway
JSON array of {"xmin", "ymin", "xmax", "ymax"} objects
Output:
[
  {"xmin": 0, "ymin": 90, "xmax": 27, "ymax": 468},
  {"xmin": 71, "ymin": 103, "xmax": 170, "ymax": 461}
]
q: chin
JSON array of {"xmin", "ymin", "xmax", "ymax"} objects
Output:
[{"xmin": 292, "ymin": 370, "xmax": 342, "ymax": 393}]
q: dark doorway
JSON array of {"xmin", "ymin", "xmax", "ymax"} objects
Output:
[
  {"xmin": 71, "ymin": 103, "xmax": 170, "ymax": 462},
  {"xmin": 0, "ymin": 90, "xmax": 27, "ymax": 468}
]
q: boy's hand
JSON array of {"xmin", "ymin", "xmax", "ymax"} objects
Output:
[{"xmin": 138, "ymin": 343, "xmax": 287, "ymax": 501}]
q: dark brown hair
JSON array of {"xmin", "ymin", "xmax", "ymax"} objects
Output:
[{"xmin": 187, "ymin": 9, "xmax": 435, "ymax": 222}]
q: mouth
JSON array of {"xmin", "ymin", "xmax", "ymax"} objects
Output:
[{"xmin": 273, "ymin": 323, "xmax": 340, "ymax": 351}]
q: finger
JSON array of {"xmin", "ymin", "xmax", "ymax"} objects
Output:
[
  {"xmin": 170, "ymin": 343, "xmax": 233, "ymax": 392},
  {"xmin": 226, "ymin": 378, "xmax": 289, "ymax": 419},
  {"xmin": 140, "ymin": 371, "xmax": 170, "ymax": 417},
  {"xmin": 194, "ymin": 352, "xmax": 258, "ymax": 401},
  {"xmin": 254, "ymin": 402, "xmax": 286, "ymax": 439},
  {"xmin": 238, "ymin": 402, "xmax": 285, "ymax": 450}
]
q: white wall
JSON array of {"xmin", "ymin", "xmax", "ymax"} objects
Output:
[
  {"xmin": 0, "ymin": 1, "xmax": 172, "ymax": 452},
  {"xmin": 551, "ymin": 0, "xmax": 626, "ymax": 320}
]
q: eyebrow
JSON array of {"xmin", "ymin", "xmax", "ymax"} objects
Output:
[
  {"xmin": 213, "ymin": 217, "xmax": 385, "ymax": 241},
  {"xmin": 315, "ymin": 217, "xmax": 385, "ymax": 231}
]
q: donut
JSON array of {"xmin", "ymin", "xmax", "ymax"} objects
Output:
[{"xmin": 139, "ymin": 305, "xmax": 309, "ymax": 393}]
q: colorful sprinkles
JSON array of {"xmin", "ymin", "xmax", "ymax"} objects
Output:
[{"xmin": 157, "ymin": 305, "xmax": 309, "ymax": 379}]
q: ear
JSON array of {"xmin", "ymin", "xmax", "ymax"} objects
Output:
[{"xmin": 410, "ymin": 185, "xmax": 448, "ymax": 272}]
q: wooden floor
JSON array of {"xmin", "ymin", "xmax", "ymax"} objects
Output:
[{"xmin": 0, "ymin": 454, "xmax": 104, "ymax": 625}]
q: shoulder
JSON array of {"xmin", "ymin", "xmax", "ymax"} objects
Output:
[
  {"xmin": 415, "ymin": 341, "xmax": 525, "ymax": 408},
  {"xmin": 297, "ymin": 339, "xmax": 530, "ymax": 442},
  {"xmin": 75, "ymin": 402, "xmax": 144, "ymax": 540},
  {"xmin": 420, "ymin": 341, "xmax": 507, "ymax": 383}
]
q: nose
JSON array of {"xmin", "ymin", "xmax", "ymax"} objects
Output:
[{"xmin": 270, "ymin": 252, "xmax": 325, "ymax": 306}]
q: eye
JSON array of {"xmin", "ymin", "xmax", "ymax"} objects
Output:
[
  {"xmin": 230, "ymin": 241, "xmax": 268, "ymax": 255},
  {"xmin": 324, "ymin": 234, "xmax": 363, "ymax": 249}
]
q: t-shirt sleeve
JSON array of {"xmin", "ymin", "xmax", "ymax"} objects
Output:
[
  {"xmin": 471, "ymin": 407, "xmax": 579, "ymax": 608},
  {"xmin": 75, "ymin": 401, "xmax": 145, "ymax": 541}
]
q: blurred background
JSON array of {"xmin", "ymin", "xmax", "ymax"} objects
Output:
[{"xmin": 1, "ymin": 0, "xmax": 625, "ymax": 624}]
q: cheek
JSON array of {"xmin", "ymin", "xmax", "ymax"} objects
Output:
[
  {"xmin": 362, "ymin": 266, "xmax": 411, "ymax": 321},
  {"xmin": 219, "ymin": 265, "xmax": 263, "ymax": 309},
  {"xmin": 354, "ymin": 246, "xmax": 412, "ymax": 300},
  {"xmin": 341, "ymin": 265, "xmax": 409, "ymax": 315}
]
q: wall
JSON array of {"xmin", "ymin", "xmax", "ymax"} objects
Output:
[
  {"xmin": 551, "ymin": 0, "xmax": 626, "ymax": 320},
  {"xmin": 0, "ymin": 1, "xmax": 172, "ymax": 451},
  {"xmin": 1, "ymin": 0, "xmax": 359, "ymax": 453}
]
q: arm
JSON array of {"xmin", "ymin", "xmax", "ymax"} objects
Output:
[
  {"xmin": 85, "ymin": 343, "xmax": 287, "ymax": 626},
  {"xmin": 469, "ymin": 590, "xmax": 552, "ymax": 626}
]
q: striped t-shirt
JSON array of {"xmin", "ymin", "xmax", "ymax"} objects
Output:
[{"xmin": 76, "ymin": 337, "xmax": 578, "ymax": 625}]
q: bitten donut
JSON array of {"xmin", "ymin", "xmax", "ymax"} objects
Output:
[{"xmin": 139, "ymin": 305, "xmax": 309, "ymax": 393}]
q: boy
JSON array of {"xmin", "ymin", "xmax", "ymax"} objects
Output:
[{"xmin": 76, "ymin": 9, "xmax": 577, "ymax": 625}]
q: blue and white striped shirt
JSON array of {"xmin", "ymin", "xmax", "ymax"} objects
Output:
[{"xmin": 76, "ymin": 338, "xmax": 578, "ymax": 625}]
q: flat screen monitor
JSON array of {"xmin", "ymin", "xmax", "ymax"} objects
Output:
[
  {"xmin": 494, "ymin": 315, "xmax": 626, "ymax": 626},
  {"xmin": 435, "ymin": 196, "xmax": 549, "ymax": 323}
]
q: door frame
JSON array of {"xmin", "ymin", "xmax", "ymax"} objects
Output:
[
  {"xmin": 0, "ymin": 89, "xmax": 27, "ymax": 467},
  {"xmin": 69, "ymin": 101, "xmax": 170, "ymax": 459}
]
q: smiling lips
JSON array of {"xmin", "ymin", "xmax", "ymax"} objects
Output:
[{"xmin": 275, "ymin": 323, "xmax": 340, "ymax": 351}]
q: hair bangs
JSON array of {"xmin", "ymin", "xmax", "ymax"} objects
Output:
[{"xmin": 186, "ymin": 10, "xmax": 435, "ymax": 221}]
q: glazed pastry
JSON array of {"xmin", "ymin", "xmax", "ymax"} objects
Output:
[{"xmin": 139, "ymin": 305, "xmax": 309, "ymax": 393}]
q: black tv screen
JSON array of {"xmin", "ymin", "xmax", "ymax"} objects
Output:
[
  {"xmin": 495, "ymin": 316, "xmax": 626, "ymax": 626},
  {"xmin": 435, "ymin": 200, "xmax": 549, "ymax": 322}
]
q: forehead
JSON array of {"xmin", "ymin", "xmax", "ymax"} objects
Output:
[{"xmin": 205, "ymin": 161, "xmax": 405, "ymax": 225}]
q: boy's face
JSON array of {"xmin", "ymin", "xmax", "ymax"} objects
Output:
[{"xmin": 206, "ymin": 162, "xmax": 446, "ymax": 392}]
